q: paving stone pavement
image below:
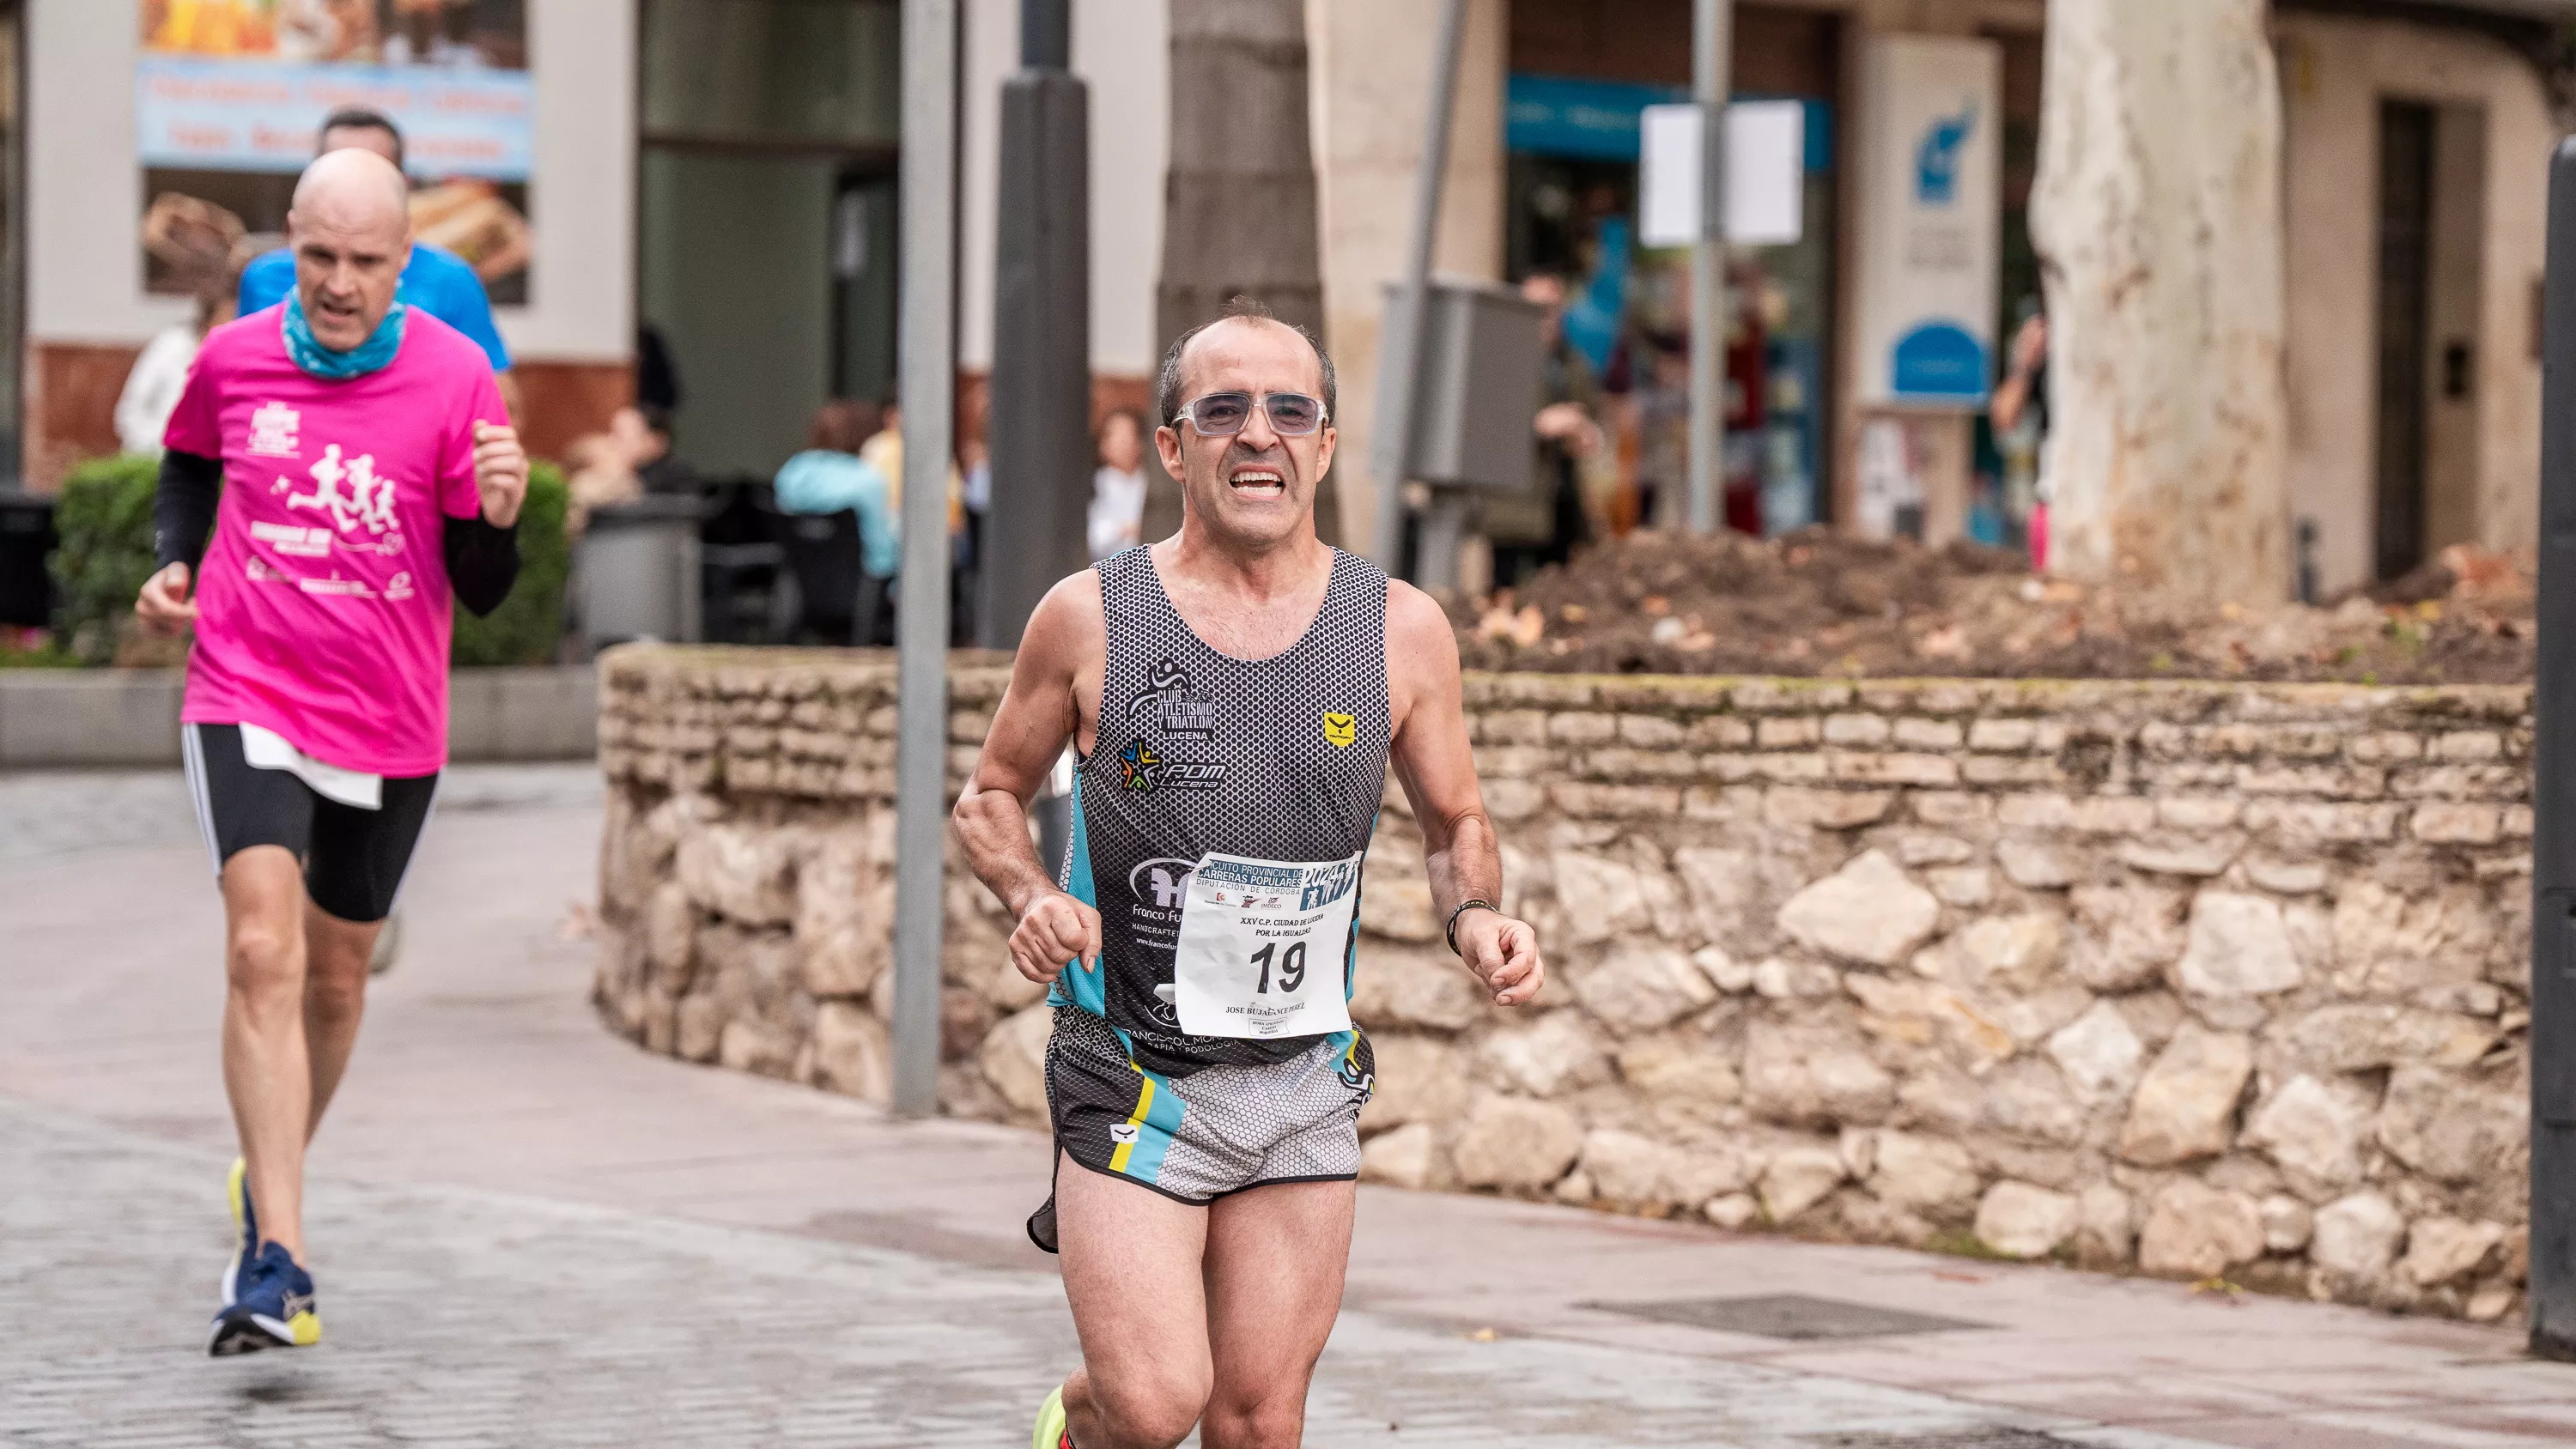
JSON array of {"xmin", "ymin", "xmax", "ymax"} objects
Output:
[
  {"xmin": 1, "ymin": 1098, "xmax": 2196, "ymax": 1449},
  {"xmin": 9, "ymin": 765, "xmax": 2575, "ymax": 1447}
]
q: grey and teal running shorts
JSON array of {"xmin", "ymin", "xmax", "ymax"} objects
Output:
[{"xmin": 1040, "ymin": 1005, "xmax": 1374, "ymax": 1221}]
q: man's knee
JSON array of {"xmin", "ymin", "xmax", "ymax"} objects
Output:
[
  {"xmin": 1088, "ymin": 1368, "xmax": 1208, "ymax": 1449},
  {"xmin": 305, "ymin": 949, "xmax": 368, "ymax": 1018},
  {"xmin": 225, "ymin": 918, "xmax": 302, "ymax": 1001},
  {"xmin": 1200, "ymin": 1378, "xmax": 1313, "ymax": 1449}
]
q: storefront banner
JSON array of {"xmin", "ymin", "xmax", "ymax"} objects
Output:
[
  {"xmin": 134, "ymin": 2, "xmax": 534, "ymax": 305},
  {"xmin": 1637, "ymin": 100, "xmax": 1805, "ymax": 249},
  {"xmin": 136, "ymin": 55, "xmax": 532, "ymax": 179},
  {"xmin": 1853, "ymin": 34, "xmax": 1999, "ymax": 408}
]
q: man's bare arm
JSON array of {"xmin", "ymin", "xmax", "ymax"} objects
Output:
[
  {"xmin": 1385, "ymin": 581, "xmax": 1543, "ymax": 1006},
  {"xmin": 953, "ymin": 573, "xmax": 1103, "ymax": 983}
]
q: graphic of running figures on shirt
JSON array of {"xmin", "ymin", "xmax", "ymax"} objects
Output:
[{"xmin": 275, "ymin": 443, "xmax": 405, "ymax": 556}]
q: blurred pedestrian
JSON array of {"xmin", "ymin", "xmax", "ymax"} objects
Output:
[
  {"xmin": 236, "ymin": 107, "xmax": 519, "ymax": 423},
  {"xmin": 1992, "ymin": 307, "xmax": 2050, "ymax": 568},
  {"xmin": 775, "ymin": 400, "xmax": 901, "ymax": 581},
  {"xmin": 121, "ymin": 194, "xmax": 246, "ymax": 457},
  {"xmin": 1523, "ymin": 271, "xmax": 1602, "ymax": 572},
  {"xmin": 1085, "ymin": 408, "xmax": 1150, "ymax": 560}
]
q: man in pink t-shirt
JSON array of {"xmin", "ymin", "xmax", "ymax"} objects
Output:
[{"xmin": 133, "ymin": 149, "xmax": 527, "ymax": 1358}]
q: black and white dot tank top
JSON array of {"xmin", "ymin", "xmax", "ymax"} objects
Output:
[{"xmin": 1050, "ymin": 546, "xmax": 1392, "ymax": 1073}]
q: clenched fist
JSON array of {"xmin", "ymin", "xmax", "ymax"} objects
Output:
[
  {"xmin": 472, "ymin": 420, "xmax": 528, "ymax": 529},
  {"xmin": 136, "ymin": 561, "xmax": 199, "ymax": 634},
  {"xmin": 1011, "ymin": 890, "xmax": 1103, "ymax": 985},
  {"xmin": 1454, "ymin": 908, "xmax": 1545, "ymax": 1007}
]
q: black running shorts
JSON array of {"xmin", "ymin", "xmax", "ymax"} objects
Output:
[{"xmin": 181, "ymin": 723, "xmax": 439, "ymax": 924}]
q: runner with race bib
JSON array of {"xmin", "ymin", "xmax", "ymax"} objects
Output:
[{"xmin": 955, "ymin": 299, "xmax": 1544, "ymax": 1449}]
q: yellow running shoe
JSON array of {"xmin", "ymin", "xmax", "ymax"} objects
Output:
[
  {"xmin": 1031, "ymin": 1385, "xmax": 1068, "ymax": 1449},
  {"xmin": 210, "ymin": 1240, "xmax": 319, "ymax": 1355},
  {"xmin": 222, "ymin": 1156, "xmax": 258, "ymax": 1306}
]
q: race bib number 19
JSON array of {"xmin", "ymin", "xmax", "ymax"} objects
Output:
[{"xmin": 1170, "ymin": 851, "xmax": 1363, "ymax": 1039}]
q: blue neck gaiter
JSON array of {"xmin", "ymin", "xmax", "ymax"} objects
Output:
[{"xmin": 283, "ymin": 294, "xmax": 408, "ymax": 379}]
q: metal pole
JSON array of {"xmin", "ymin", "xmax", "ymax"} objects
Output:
[
  {"xmin": 2531, "ymin": 135, "xmax": 2576, "ymax": 1358},
  {"xmin": 893, "ymin": 0, "xmax": 958, "ymax": 1119},
  {"xmin": 978, "ymin": 0, "xmax": 1090, "ymax": 647},
  {"xmin": 1368, "ymin": 0, "xmax": 1470, "ymax": 574},
  {"xmin": 1686, "ymin": 0, "xmax": 1733, "ymax": 535}
]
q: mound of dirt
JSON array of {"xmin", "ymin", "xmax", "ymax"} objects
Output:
[{"xmin": 1454, "ymin": 530, "xmax": 2534, "ymax": 684}]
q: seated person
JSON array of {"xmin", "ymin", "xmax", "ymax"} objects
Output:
[
  {"xmin": 560, "ymin": 405, "xmax": 697, "ymax": 535},
  {"xmin": 775, "ymin": 400, "xmax": 900, "ymax": 579}
]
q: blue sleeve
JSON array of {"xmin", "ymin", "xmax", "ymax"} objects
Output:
[
  {"xmin": 237, "ymin": 251, "xmax": 293, "ymax": 316},
  {"xmin": 410, "ymin": 245, "xmax": 512, "ymax": 371}
]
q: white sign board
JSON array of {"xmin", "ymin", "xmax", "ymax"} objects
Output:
[
  {"xmin": 1853, "ymin": 35, "xmax": 2001, "ymax": 408},
  {"xmin": 1637, "ymin": 100, "xmax": 1807, "ymax": 250}
]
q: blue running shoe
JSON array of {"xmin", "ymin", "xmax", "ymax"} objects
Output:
[
  {"xmin": 222, "ymin": 1157, "xmax": 258, "ymax": 1307},
  {"xmin": 209, "ymin": 1241, "xmax": 319, "ymax": 1356}
]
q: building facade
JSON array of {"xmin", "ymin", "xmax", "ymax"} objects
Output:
[{"xmin": 5, "ymin": 0, "xmax": 2566, "ymax": 609}]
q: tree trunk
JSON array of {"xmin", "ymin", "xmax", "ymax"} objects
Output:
[
  {"xmin": 2029, "ymin": 0, "xmax": 2288, "ymax": 601},
  {"xmin": 1142, "ymin": 0, "xmax": 1341, "ymax": 549}
]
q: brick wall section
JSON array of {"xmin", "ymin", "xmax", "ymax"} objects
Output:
[{"xmin": 594, "ymin": 646, "xmax": 2536, "ymax": 1320}]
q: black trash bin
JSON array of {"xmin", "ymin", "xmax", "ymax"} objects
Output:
[{"xmin": 0, "ymin": 493, "xmax": 58, "ymax": 629}]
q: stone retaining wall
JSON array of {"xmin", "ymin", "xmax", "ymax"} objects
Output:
[{"xmin": 592, "ymin": 646, "xmax": 2536, "ymax": 1320}]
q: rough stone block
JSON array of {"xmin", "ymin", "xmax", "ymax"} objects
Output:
[
  {"xmin": 2311, "ymin": 1191, "xmax": 2406, "ymax": 1279},
  {"xmin": 1548, "ymin": 712, "xmax": 1619, "ymax": 746},
  {"xmin": 2120, "ymin": 837, "xmax": 2241, "ymax": 877},
  {"xmin": 1977, "ymin": 1180, "xmax": 2082, "ymax": 1258},
  {"xmin": 1893, "ymin": 717, "xmax": 1965, "ymax": 750},
  {"xmin": 1763, "ymin": 786, "xmax": 1893, "ymax": 830},
  {"xmin": 1359, "ymin": 1122, "xmax": 1442, "ymax": 1189},
  {"xmin": 1777, "ymin": 850, "xmax": 1941, "ymax": 967},
  {"xmin": 1757, "ymin": 716, "xmax": 1821, "ymax": 749},
  {"xmin": 2378, "ymin": 1065, "xmax": 2527, "ymax": 1185},
  {"xmin": 1822, "ymin": 712, "xmax": 1892, "ymax": 746},
  {"xmin": 2240, "ymin": 1073, "xmax": 2372, "ymax": 1191},
  {"xmin": 2433, "ymin": 731, "xmax": 2505, "ymax": 762},
  {"xmin": 2412, "ymin": 803, "xmax": 2503, "ymax": 844},
  {"xmin": 1574, "ymin": 944, "xmax": 1719, "ymax": 1036},
  {"xmin": 1688, "ymin": 716, "xmax": 1755, "ymax": 749},
  {"xmin": 2118, "ymin": 1023, "xmax": 2254, "ymax": 1166},
  {"xmin": 1968, "ymin": 718, "xmax": 2038, "ymax": 753},
  {"xmin": 1364, "ymin": 1034, "xmax": 1472, "ymax": 1132},
  {"xmin": 1830, "ymin": 752, "xmax": 1960, "ymax": 787},
  {"xmin": 1351, "ymin": 945, "xmax": 1486, "ymax": 1032},
  {"xmin": 1759, "ymin": 1144, "xmax": 1846, "ymax": 1223},
  {"xmin": 1617, "ymin": 712, "xmax": 1688, "ymax": 749},
  {"xmin": 1452, "ymin": 1096, "xmax": 1583, "ymax": 1190},
  {"xmin": 2177, "ymin": 892, "xmax": 2303, "ymax": 997},
  {"xmin": 2138, "ymin": 1181, "xmax": 2263, "ymax": 1278},
  {"xmin": 1481, "ymin": 1011, "xmax": 1613, "ymax": 1095},
  {"xmin": 1913, "ymin": 791, "xmax": 1991, "ymax": 826},
  {"xmin": 1548, "ymin": 783, "xmax": 1686, "ymax": 817},
  {"xmin": 811, "ymin": 1001, "xmax": 892, "ymax": 1103},
  {"xmin": 1743, "ymin": 1021, "xmax": 1896, "ymax": 1128}
]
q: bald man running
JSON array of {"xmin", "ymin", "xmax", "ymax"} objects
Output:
[
  {"xmin": 135, "ymin": 149, "xmax": 526, "ymax": 1356},
  {"xmin": 956, "ymin": 301, "xmax": 1546, "ymax": 1449}
]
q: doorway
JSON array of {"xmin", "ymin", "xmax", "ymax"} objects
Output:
[
  {"xmin": 2373, "ymin": 100, "xmax": 2433, "ymax": 582},
  {"xmin": 636, "ymin": 0, "xmax": 899, "ymax": 481}
]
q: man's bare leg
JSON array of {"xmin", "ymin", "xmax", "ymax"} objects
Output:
[
  {"xmin": 300, "ymin": 901, "xmax": 381, "ymax": 1128},
  {"xmin": 1198, "ymin": 1179, "xmax": 1355, "ymax": 1449},
  {"xmin": 1055, "ymin": 1152, "xmax": 1215, "ymax": 1449},
  {"xmin": 219, "ymin": 849, "xmax": 317, "ymax": 1261},
  {"xmin": 220, "ymin": 854, "xmax": 383, "ymax": 1262}
]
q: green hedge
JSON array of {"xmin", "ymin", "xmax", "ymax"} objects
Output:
[
  {"xmin": 47, "ymin": 453, "xmax": 570, "ymax": 668},
  {"xmin": 451, "ymin": 462, "xmax": 570, "ymax": 666},
  {"xmin": 50, "ymin": 454, "xmax": 161, "ymax": 664}
]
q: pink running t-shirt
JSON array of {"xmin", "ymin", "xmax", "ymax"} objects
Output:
[{"xmin": 166, "ymin": 306, "xmax": 507, "ymax": 777}]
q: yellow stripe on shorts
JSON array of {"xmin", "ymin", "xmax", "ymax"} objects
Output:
[{"xmin": 1109, "ymin": 1070, "xmax": 1156, "ymax": 1173}]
